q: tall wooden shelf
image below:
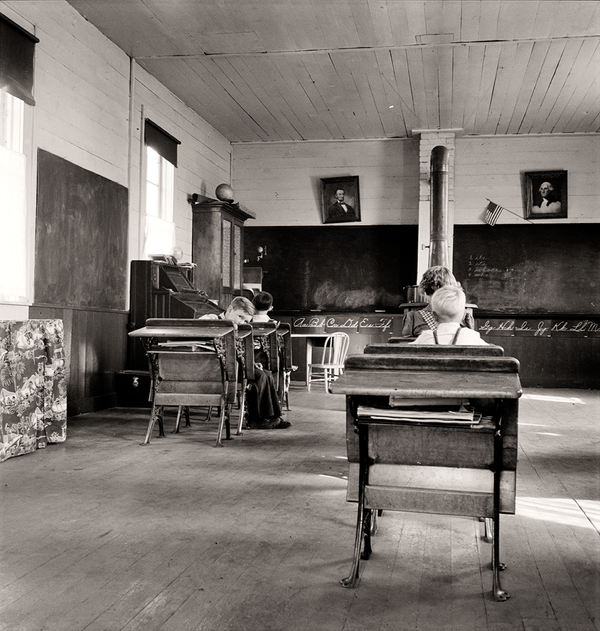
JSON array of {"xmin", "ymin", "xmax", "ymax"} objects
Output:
[{"xmin": 191, "ymin": 200, "xmax": 255, "ymax": 309}]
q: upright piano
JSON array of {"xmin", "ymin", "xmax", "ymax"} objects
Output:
[{"xmin": 128, "ymin": 260, "xmax": 222, "ymax": 371}]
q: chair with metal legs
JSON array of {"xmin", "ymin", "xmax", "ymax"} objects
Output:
[{"xmin": 306, "ymin": 332, "xmax": 350, "ymax": 392}]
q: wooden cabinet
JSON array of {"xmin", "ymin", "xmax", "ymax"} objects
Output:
[{"xmin": 191, "ymin": 200, "xmax": 255, "ymax": 309}]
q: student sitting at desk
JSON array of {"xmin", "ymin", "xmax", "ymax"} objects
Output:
[
  {"xmin": 199, "ymin": 295, "xmax": 255, "ymax": 327},
  {"xmin": 252, "ymin": 291, "xmax": 275, "ymax": 368},
  {"xmin": 252, "ymin": 291, "xmax": 275, "ymax": 324},
  {"xmin": 249, "ymin": 292, "xmax": 291, "ymax": 430},
  {"xmin": 411, "ymin": 285, "xmax": 488, "ymax": 346},
  {"xmin": 202, "ymin": 296, "xmax": 290, "ymax": 430},
  {"xmin": 402, "ymin": 266, "xmax": 475, "ymax": 336}
]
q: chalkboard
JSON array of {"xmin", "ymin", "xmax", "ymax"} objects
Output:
[
  {"xmin": 453, "ymin": 224, "xmax": 600, "ymax": 315},
  {"xmin": 35, "ymin": 149, "xmax": 128, "ymax": 310},
  {"xmin": 244, "ymin": 225, "xmax": 418, "ymax": 311}
]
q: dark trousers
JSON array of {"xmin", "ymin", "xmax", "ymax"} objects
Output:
[{"xmin": 246, "ymin": 368, "xmax": 281, "ymax": 422}]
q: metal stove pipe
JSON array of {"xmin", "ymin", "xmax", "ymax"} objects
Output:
[{"xmin": 429, "ymin": 145, "xmax": 449, "ymax": 268}]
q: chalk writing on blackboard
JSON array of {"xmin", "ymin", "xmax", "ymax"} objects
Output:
[
  {"xmin": 479, "ymin": 320, "xmax": 515, "ymax": 336},
  {"xmin": 467, "ymin": 254, "xmax": 515, "ymax": 279},
  {"xmin": 358, "ymin": 317, "xmax": 393, "ymax": 332},
  {"xmin": 292, "ymin": 316, "xmax": 393, "ymax": 332},
  {"xmin": 551, "ymin": 320, "xmax": 600, "ymax": 335},
  {"xmin": 514, "ymin": 320, "xmax": 552, "ymax": 337},
  {"xmin": 478, "ymin": 318, "xmax": 600, "ymax": 337}
]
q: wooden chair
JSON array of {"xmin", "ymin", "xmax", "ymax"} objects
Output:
[
  {"xmin": 306, "ymin": 331, "xmax": 350, "ymax": 392},
  {"xmin": 332, "ymin": 353, "xmax": 521, "ymax": 601},
  {"xmin": 171, "ymin": 323, "xmax": 255, "ymax": 437},
  {"xmin": 129, "ymin": 319, "xmax": 238, "ymax": 447}
]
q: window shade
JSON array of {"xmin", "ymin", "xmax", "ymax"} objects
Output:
[
  {"xmin": 0, "ymin": 13, "xmax": 38, "ymax": 106},
  {"xmin": 144, "ymin": 119, "xmax": 180, "ymax": 167}
]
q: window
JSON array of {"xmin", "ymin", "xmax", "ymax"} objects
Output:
[
  {"xmin": 0, "ymin": 13, "xmax": 37, "ymax": 305},
  {"xmin": 0, "ymin": 90, "xmax": 28, "ymax": 302},
  {"xmin": 143, "ymin": 120, "xmax": 179, "ymax": 258}
]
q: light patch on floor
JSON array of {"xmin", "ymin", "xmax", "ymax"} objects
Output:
[
  {"xmin": 517, "ymin": 497, "xmax": 599, "ymax": 531},
  {"xmin": 521, "ymin": 393, "xmax": 585, "ymax": 404}
]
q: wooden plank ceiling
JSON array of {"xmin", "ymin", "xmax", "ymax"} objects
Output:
[{"xmin": 67, "ymin": 0, "xmax": 600, "ymax": 143}]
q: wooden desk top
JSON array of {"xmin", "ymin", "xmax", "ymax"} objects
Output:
[
  {"xmin": 332, "ymin": 353, "xmax": 521, "ymax": 399},
  {"xmin": 236, "ymin": 324, "xmax": 253, "ymax": 339},
  {"xmin": 251, "ymin": 322, "xmax": 278, "ymax": 336},
  {"xmin": 129, "ymin": 324, "xmax": 235, "ymax": 339}
]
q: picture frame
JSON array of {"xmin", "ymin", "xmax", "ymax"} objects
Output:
[
  {"xmin": 321, "ymin": 176, "xmax": 361, "ymax": 224},
  {"xmin": 524, "ymin": 170, "xmax": 568, "ymax": 219}
]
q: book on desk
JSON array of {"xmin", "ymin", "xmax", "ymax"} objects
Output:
[{"xmin": 357, "ymin": 405, "xmax": 483, "ymax": 425}]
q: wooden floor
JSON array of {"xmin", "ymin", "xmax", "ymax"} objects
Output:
[{"xmin": 0, "ymin": 385, "xmax": 598, "ymax": 631}]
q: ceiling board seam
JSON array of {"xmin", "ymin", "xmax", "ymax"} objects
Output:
[{"xmin": 132, "ymin": 35, "xmax": 600, "ymax": 60}]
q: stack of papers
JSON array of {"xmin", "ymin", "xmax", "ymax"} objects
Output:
[
  {"xmin": 389, "ymin": 396, "xmax": 466, "ymax": 407},
  {"xmin": 357, "ymin": 406, "xmax": 480, "ymax": 424}
]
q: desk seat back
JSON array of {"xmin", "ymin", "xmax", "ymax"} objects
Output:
[
  {"xmin": 364, "ymin": 343, "xmax": 504, "ymax": 356},
  {"xmin": 152, "ymin": 351, "xmax": 225, "ymax": 396},
  {"xmin": 276, "ymin": 323, "xmax": 293, "ymax": 371},
  {"xmin": 251, "ymin": 322, "xmax": 280, "ymax": 384},
  {"xmin": 345, "ymin": 354, "xmax": 519, "ymax": 373},
  {"xmin": 337, "ymin": 351, "xmax": 520, "ymax": 514},
  {"xmin": 235, "ymin": 323, "xmax": 255, "ymax": 381}
]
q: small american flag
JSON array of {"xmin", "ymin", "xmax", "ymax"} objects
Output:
[{"xmin": 484, "ymin": 200, "xmax": 504, "ymax": 226}]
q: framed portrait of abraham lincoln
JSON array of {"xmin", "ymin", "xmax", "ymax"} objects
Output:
[
  {"xmin": 321, "ymin": 176, "xmax": 361, "ymax": 224},
  {"xmin": 524, "ymin": 170, "xmax": 568, "ymax": 220}
]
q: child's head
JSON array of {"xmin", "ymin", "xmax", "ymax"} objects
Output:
[
  {"xmin": 430, "ymin": 285, "xmax": 466, "ymax": 323},
  {"xmin": 224, "ymin": 296, "xmax": 255, "ymax": 324},
  {"xmin": 419, "ymin": 266, "xmax": 460, "ymax": 297},
  {"xmin": 252, "ymin": 291, "xmax": 273, "ymax": 314}
]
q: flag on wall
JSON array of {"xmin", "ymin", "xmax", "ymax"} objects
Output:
[{"xmin": 484, "ymin": 200, "xmax": 505, "ymax": 226}]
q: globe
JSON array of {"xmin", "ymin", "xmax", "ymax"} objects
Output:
[{"xmin": 215, "ymin": 183, "xmax": 234, "ymax": 202}]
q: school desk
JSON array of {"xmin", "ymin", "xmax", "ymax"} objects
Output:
[{"xmin": 331, "ymin": 353, "xmax": 521, "ymax": 601}]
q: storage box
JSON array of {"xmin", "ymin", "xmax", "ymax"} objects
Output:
[{"xmin": 116, "ymin": 370, "xmax": 152, "ymax": 407}]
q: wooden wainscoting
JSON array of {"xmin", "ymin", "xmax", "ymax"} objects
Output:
[{"xmin": 29, "ymin": 305, "xmax": 129, "ymax": 416}]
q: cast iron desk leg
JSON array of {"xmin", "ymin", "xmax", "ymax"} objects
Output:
[
  {"xmin": 341, "ymin": 425, "xmax": 369, "ymax": 587},
  {"xmin": 492, "ymin": 405, "xmax": 509, "ymax": 601},
  {"xmin": 141, "ymin": 403, "xmax": 164, "ymax": 445}
]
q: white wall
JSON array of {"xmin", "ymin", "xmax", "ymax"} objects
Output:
[
  {"xmin": 232, "ymin": 139, "xmax": 420, "ymax": 227},
  {"xmin": 0, "ymin": 0, "xmax": 231, "ymax": 319},
  {"xmin": 1, "ymin": 0, "xmax": 598, "ymax": 322},
  {"xmin": 233, "ymin": 134, "xmax": 599, "ymax": 227},
  {"xmin": 455, "ymin": 134, "xmax": 599, "ymax": 224},
  {"xmin": 131, "ymin": 66, "xmax": 231, "ymax": 263}
]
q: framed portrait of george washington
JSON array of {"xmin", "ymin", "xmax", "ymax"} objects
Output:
[
  {"xmin": 321, "ymin": 176, "xmax": 361, "ymax": 224},
  {"xmin": 524, "ymin": 170, "xmax": 568, "ymax": 219}
]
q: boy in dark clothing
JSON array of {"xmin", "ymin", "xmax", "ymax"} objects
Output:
[{"xmin": 247, "ymin": 292, "xmax": 291, "ymax": 429}]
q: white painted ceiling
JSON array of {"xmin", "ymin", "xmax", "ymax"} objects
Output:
[{"xmin": 67, "ymin": 0, "xmax": 600, "ymax": 142}]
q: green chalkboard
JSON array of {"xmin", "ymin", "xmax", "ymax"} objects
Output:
[
  {"xmin": 244, "ymin": 225, "xmax": 418, "ymax": 312},
  {"xmin": 453, "ymin": 224, "xmax": 600, "ymax": 315},
  {"xmin": 34, "ymin": 149, "xmax": 129, "ymax": 310}
]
